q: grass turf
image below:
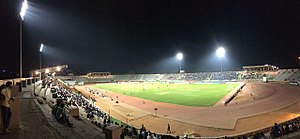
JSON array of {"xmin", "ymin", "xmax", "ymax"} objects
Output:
[{"xmin": 94, "ymin": 83, "xmax": 238, "ymax": 106}]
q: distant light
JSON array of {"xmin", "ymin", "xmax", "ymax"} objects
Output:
[
  {"xmin": 45, "ymin": 69, "xmax": 50, "ymax": 74},
  {"xmin": 2, "ymin": 70, "xmax": 6, "ymax": 73},
  {"xmin": 176, "ymin": 52, "xmax": 183, "ymax": 60},
  {"xmin": 216, "ymin": 47, "xmax": 225, "ymax": 58},
  {"xmin": 40, "ymin": 44, "xmax": 44, "ymax": 52},
  {"xmin": 56, "ymin": 66, "xmax": 61, "ymax": 71},
  {"xmin": 35, "ymin": 71, "xmax": 39, "ymax": 75},
  {"xmin": 20, "ymin": 0, "xmax": 28, "ymax": 21},
  {"xmin": 298, "ymin": 56, "xmax": 300, "ymax": 60}
]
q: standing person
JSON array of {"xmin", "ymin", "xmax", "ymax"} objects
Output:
[
  {"xmin": 1, "ymin": 81, "xmax": 14, "ymax": 133},
  {"xmin": 167, "ymin": 124, "xmax": 171, "ymax": 134}
]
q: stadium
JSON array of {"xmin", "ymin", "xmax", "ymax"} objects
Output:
[
  {"xmin": 46, "ymin": 65, "xmax": 300, "ymax": 138},
  {"xmin": 1, "ymin": 1, "xmax": 300, "ymax": 139}
]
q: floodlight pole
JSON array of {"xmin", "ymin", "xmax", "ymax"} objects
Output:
[
  {"xmin": 179, "ymin": 60, "xmax": 182, "ymax": 72},
  {"xmin": 33, "ymin": 72, "xmax": 35, "ymax": 95},
  {"xmin": 220, "ymin": 58, "xmax": 223, "ymax": 72},
  {"xmin": 176, "ymin": 52, "xmax": 183, "ymax": 73},
  {"xmin": 19, "ymin": 0, "xmax": 28, "ymax": 91},
  {"xmin": 298, "ymin": 57, "xmax": 300, "ymax": 68},
  {"xmin": 216, "ymin": 47, "xmax": 225, "ymax": 72},
  {"xmin": 40, "ymin": 51, "xmax": 42, "ymax": 81},
  {"xmin": 20, "ymin": 20, "xmax": 23, "ymax": 89},
  {"xmin": 40, "ymin": 44, "xmax": 43, "ymax": 81}
]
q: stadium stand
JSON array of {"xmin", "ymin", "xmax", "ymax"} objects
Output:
[
  {"xmin": 49, "ymin": 69, "xmax": 300, "ymax": 138},
  {"xmin": 273, "ymin": 69, "xmax": 295, "ymax": 81},
  {"xmin": 63, "ymin": 83, "xmax": 300, "ymax": 139},
  {"xmin": 57, "ymin": 70, "xmax": 282, "ymax": 83},
  {"xmin": 287, "ymin": 69, "xmax": 300, "ymax": 82},
  {"xmin": 210, "ymin": 71, "xmax": 240, "ymax": 80}
]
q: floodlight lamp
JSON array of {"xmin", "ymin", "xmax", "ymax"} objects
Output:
[
  {"xmin": 40, "ymin": 44, "xmax": 44, "ymax": 52},
  {"xmin": 56, "ymin": 66, "xmax": 61, "ymax": 71},
  {"xmin": 20, "ymin": 0, "xmax": 28, "ymax": 21},
  {"xmin": 45, "ymin": 69, "xmax": 50, "ymax": 74},
  {"xmin": 216, "ymin": 47, "xmax": 225, "ymax": 58},
  {"xmin": 177, "ymin": 53, "xmax": 183, "ymax": 60}
]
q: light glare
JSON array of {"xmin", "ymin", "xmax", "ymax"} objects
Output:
[
  {"xmin": 216, "ymin": 47, "xmax": 225, "ymax": 58},
  {"xmin": 20, "ymin": 0, "xmax": 28, "ymax": 20},
  {"xmin": 40, "ymin": 44, "xmax": 44, "ymax": 52},
  {"xmin": 176, "ymin": 53, "xmax": 183, "ymax": 60}
]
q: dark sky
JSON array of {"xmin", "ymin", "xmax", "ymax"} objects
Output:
[{"xmin": 1, "ymin": 0, "xmax": 300, "ymax": 78}]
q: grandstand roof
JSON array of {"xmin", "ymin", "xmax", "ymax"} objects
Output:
[
  {"xmin": 87, "ymin": 72, "xmax": 111, "ymax": 74},
  {"xmin": 243, "ymin": 64, "xmax": 279, "ymax": 71},
  {"xmin": 31, "ymin": 65, "xmax": 68, "ymax": 74}
]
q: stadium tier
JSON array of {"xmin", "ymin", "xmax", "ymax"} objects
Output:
[
  {"xmin": 50, "ymin": 69, "xmax": 300, "ymax": 138},
  {"xmin": 56, "ymin": 70, "xmax": 287, "ymax": 84}
]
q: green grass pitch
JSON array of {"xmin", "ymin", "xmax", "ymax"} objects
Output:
[{"xmin": 94, "ymin": 82, "xmax": 238, "ymax": 106}]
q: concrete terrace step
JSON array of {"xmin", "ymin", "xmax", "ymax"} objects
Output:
[
  {"xmin": 0, "ymin": 83, "xmax": 105, "ymax": 139},
  {"xmin": 36, "ymin": 99, "xmax": 105, "ymax": 139},
  {"xmin": 0, "ymin": 96, "xmax": 63, "ymax": 139}
]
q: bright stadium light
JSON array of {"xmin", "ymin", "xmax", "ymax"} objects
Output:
[
  {"xmin": 20, "ymin": 0, "xmax": 28, "ymax": 21},
  {"xmin": 40, "ymin": 44, "xmax": 44, "ymax": 52},
  {"xmin": 216, "ymin": 47, "xmax": 225, "ymax": 72},
  {"xmin": 216, "ymin": 47, "xmax": 225, "ymax": 58},
  {"xmin": 176, "ymin": 52, "xmax": 183, "ymax": 72},
  {"xmin": 177, "ymin": 52, "xmax": 183, "ymax": 60},
  {"xmin": 19, "ymin": 0, "xmax": 28, "ymax": 90}
]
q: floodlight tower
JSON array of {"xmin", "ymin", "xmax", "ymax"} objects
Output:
[
  {"xmin": 176, "ymin": 52, "xmax": 183, "ymax": 72},
  {"xmin": 216, "ymin": 47, "xmax": 225, "ymax": 72},
  {"xmin": 298, "ymin": 57, "xmax": 300, "ymax": 68},
  {"xmin": 19, "ymin": 0, "xmax": 28, "ymax": 87},
  {"xmin": 40, "ymin": 44, "xmax": 44, "ymax": 80}
]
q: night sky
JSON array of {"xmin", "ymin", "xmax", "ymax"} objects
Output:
[{"xmin": 1, "ymin": 0, "xmax": 300, "ymax": 78}]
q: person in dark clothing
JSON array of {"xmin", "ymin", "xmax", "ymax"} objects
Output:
[{"xmin": 167, "ymin": 124, "xmax": 171, "ymax": 134}]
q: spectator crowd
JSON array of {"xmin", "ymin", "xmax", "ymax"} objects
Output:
[{"xmin": 44, "ymin": 77, "xmax": 300, "ymax": 139}]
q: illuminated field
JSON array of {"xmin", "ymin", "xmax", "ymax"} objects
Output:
[{"xmin": 95, "ymin": 82, "xmax": 238, "ymax": 106}]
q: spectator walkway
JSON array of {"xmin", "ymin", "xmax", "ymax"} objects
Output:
[
  {"xmin": 0, "ymin": 85, "xmax": 105, "ymax": 139},
  {"xmin": 0, "ymin": 86, "xmax": 63, "ymax": 139}
]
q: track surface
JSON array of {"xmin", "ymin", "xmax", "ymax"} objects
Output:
[{"xmin": 75, "ymin": 82, "xmax": 300, "ymax": 137}]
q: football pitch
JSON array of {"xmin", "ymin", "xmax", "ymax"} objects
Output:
[{"xmin": 94, "ymin": 82, "xmax": 238, "ymax": 106}]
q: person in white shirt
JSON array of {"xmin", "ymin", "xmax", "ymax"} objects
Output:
[{"xmin": 1, "ymin": 81, "xmax": 14, "ymax": 133}]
